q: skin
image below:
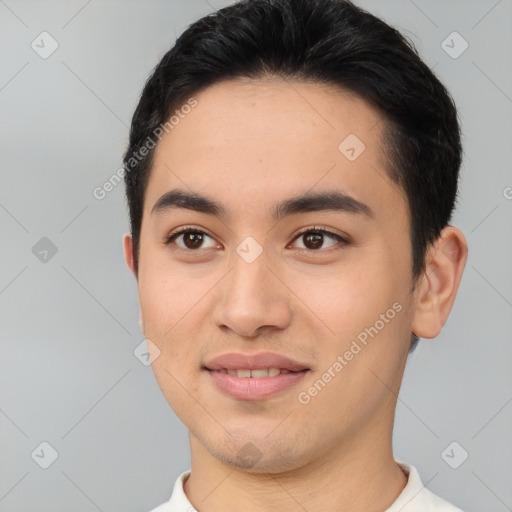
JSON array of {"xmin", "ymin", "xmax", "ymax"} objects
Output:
[{"xmin": 123, "ymin": 77, "xmax": 468, "ymax": 512}]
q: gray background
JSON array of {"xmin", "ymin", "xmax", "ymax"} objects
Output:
[{"xmin": 1, "ymin": 0, "xmax": 511, "ymax": 510}]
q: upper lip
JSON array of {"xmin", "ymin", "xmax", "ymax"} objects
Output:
[{"xmin": 204, "ymin": 351, "xmax": 310, "ymax": 372}]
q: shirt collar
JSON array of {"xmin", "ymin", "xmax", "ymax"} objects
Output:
[
  {"xmin": 384, "ymin": 459, "xmax": 429, "ymax": 511},
  {"xmin": 163, "ymin": 459, "xmax": 441, "ymax": 512}
]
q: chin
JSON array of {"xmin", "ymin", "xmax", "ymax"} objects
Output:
[{"xmin": 204, "ymin": 434, "xmax": 309, "ymax": 474}]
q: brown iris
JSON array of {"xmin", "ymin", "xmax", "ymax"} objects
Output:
[
  {"xmin": 182, "ymin": 232, "xmax": 204, "ymax": 250},
  {"xmin": 302, "ymin": 232, "xmax": 324, "ymax": 250}
]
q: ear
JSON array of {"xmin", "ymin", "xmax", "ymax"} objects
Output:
[
  {"xmin": 123, "ymin": 233, "xmax": 144, "ymax": 333},
  {"xmin": 122, "ymin": 233, "xmax": 138, "ymax": 279},
  {"xmin": 411, "ymin": 226, "xmax": 468, "ymax": 339}
]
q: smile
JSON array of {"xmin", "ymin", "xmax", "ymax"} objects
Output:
[
  {"xmin": 211, "ymin": 368, "xmax": 296, "ymax": 378},
  {"xmin": 206, "ymin": 368, "xmax": 309, "ymax": 401}
]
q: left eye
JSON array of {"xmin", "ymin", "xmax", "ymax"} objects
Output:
[{"xmin": 290, "ymin": 228, "xmax": 348, "ymax": 251}]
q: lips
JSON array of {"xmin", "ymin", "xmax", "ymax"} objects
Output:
[
  {"xmin": 203, "ymin": 351, "xmax": 310, "ymax": 373},
  {"xmin": 203, "ymin": 351, "xmax": 311, "ymax": 400}
]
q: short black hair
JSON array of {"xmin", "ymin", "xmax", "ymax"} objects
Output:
[{"xmin": 123, "ymin": 0, "xmax": 463, "ymax": 353}]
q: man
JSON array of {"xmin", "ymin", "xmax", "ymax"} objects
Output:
[{"xmin": 122, "ymin": 0, "xmax": 468, "ymax": 510}]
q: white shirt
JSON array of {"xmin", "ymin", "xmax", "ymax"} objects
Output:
[{"xmin": 148, "ymin": 459, "xmax": 466, "ymax": 512}]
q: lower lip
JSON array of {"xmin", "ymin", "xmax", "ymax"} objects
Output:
[{"xmin": 207, "ymin": 370, "xmax": 309, "ymax": 401}]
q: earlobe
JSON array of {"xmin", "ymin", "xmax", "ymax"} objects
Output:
[
  {"xmin": 411, "ymin": 226, "xmax": 468, "ymax": 339},
  {"xmin": 122, "ymin": 233, "xmax": 137, "ymax": 279}
]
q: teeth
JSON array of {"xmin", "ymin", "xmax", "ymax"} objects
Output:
[
  {"xmin": 251, "ymin": 369, "xmax": 269, "ymax": 378},
  {"xmin": 221, "ymin": 368, "xmax": 292, "ymax": 378}
]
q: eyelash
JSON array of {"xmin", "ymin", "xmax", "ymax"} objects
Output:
[{"xmin": 164, "ymin": 225, "xmax": 349, "ymax": 254}]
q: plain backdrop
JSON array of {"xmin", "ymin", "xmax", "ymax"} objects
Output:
[{"xmin": 1, "ymin": 1, "xmax": 511, "ymax": 511}]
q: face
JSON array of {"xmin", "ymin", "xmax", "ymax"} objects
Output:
[{"xmin": 125, "ymin": 78, "xmax": 419, "ymax": 473}]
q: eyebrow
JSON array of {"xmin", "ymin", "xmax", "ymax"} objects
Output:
[{"xmin": 151, "ymin": 188, "xmax": 374, "ymax": 221}]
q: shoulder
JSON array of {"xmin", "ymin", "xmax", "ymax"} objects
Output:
[
  {"xmin": 390, "ymin": 460, "xmax": 466, "ymax": 512},
  {"xmin": 145, "ymin": 470, "xmax": 193, "ymax": 512},
  {"xmin": 415, "ymin": 485, "xmax": 467, "ymax": 511},
  {"xmin": 146, "ymin": 504, "xmax": 171, "ymax": 512}
]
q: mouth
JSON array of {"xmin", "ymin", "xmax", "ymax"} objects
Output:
[
  {"xmin": 204, "ymin": 367, "xmax": 310, "ymax": 401},
  {"xmin": 202, "ymin": 351, "xmax": 311, "ymax": 401},
  {"xmin": 205, "ymin": 367, "xmax": 307, "ymax": 377}
]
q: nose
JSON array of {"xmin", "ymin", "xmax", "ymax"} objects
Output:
[{"xmin": 212, "ymin": 248, "xmax": 292, "ymax": 339}]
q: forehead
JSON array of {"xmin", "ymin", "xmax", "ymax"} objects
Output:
[{"xmin": 144, "ymin": 78, "xmax": 407, "ymax": 224}]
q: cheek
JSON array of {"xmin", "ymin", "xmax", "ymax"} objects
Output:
[
  {"xmin": 151, "ymin": 358, "xmax": 201, "ymax": 427},
  {"xmin": 138, "ymin": 262, "xmax": 203, "ymax": 336},
  {"xmin": 290, "ymin": 255, "xmax": 399, "ymax": 339},
  {"xmin": 141, "ymin": 274, "xmax": 203, "ymax": 418}
]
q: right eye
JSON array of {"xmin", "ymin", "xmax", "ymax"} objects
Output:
[{"xmin": 165, "ymin": 227, "xmax": 219, "ymax": 251}]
